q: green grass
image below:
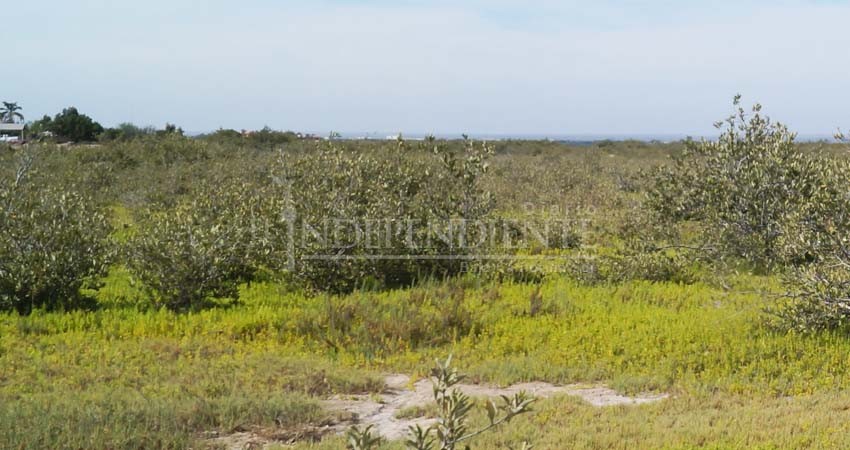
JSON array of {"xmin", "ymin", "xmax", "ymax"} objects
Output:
[
  {"xmin": 2, "ymin": 389, "xmax": 323, "ymax": 450},
  {"xmin": 4, "ymin": 272, "xmax": 850, "ymax": 448}
]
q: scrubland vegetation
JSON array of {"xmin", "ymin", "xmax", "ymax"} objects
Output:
[{"xmin": 3, "ymin": 98, "xmax": 850, "ymax": 448}]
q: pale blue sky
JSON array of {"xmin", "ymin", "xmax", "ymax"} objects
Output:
[{"xmin": 6, "ymin": 1, "xmax": 850, "ymax": 135}]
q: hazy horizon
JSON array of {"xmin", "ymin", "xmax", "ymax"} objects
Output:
[{"xmin": 7, "ymin": 1, "xmax": 850, "ymax": 135}]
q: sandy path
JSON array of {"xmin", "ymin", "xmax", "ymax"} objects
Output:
[
  {"xmin": 324, "ymin": 374, "xmax": 669, "ymax": 440},
  {"xmin": 207, "ymin": 374, "xmax": 669, "ymax": 448}
]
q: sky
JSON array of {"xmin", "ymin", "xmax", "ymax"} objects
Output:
[{"xmin": 6, "ymin": 0, "xmax": 850, "ymax": 136}]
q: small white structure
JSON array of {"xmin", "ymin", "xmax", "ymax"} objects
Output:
[{"xmin": 0, "ymin": 123, "xmax": 24, "ymax": 142}]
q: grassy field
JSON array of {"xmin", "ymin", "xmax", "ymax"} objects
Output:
[{"xmin": 4, "ymin": 270, "xmax": 850, "ymax": 448}]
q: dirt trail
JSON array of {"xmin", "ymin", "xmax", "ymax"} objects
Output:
[
  {"xmin": 325, "ymin": 374, "xmax": 669, "ymax": 440},
  {"xmin": 207, "ymin": 374, "xmax": 669, "ymax": 449}
]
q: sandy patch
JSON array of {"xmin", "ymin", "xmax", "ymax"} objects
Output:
[{"xmin": 206, "ymin": 374, "xmax": 669, "ymax": 448}]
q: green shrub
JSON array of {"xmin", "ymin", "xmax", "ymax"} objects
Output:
[
  {"xmin": 771, "ymin": 178, "xmax": 850, "ymax": 332},
  {"xmin": 274, "ymin": 137, "xmax": 496, "ymax": 292},
  {"xmin": 773, "ymin": 265, "xmax": 850, "ymax": 332},
  {"xmin": 0, "ymin": 155, "xmax": 112, "ymax": 313},
  {"xmin": 124, "ymin": 180, "xmax": 285, "ymax": 310},
  {"xmin": 648, "ymin": 96, "xmax": 836, "ymax": 269},
  {"xmin": 647, "ymin": 97, "xmax": 850, "ymax": 331}
]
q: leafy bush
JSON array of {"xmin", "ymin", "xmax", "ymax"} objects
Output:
[
  {"xmin": 771, "ymin": 175, "xmax": 850, "ymax": 332},
  {"xmin": 274, "ymin": 137, "xmax": 496, "ymax": 292},
  {"xmin": 0, "ymin": 155, "xmax": 113, "ymax": 313},
  {"xmin": 647, "ymin": 97, "xmax": 850, "ymax": 331},
  {"xmin": 648, "ymin": 96, "xmax": 834, "ymax": 269},
  {"xmin": 774, "ymin": 265, "xmax": 850, "ymax": 332},
  {"xmin": 650, "ymin": 97, "xmax": 850, "ymax": 332},
  {"xmin": 124, "ymin": 180, "xmax": 285, "ymax": 310}
]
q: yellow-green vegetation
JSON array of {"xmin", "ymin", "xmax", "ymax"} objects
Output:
[{"xmin": 4, "ymin": 272, "xmax": 850, "ymax": 448}]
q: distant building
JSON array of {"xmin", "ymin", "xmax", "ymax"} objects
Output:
[
  {"xmin": 296, "ymin": 132, "xmax": 322, "ymax": 141},
  {"xmin": 0, "ymin": 123, "xmax": 24, "ymax": 142}
]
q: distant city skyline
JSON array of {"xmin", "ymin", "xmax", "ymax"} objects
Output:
[{"xmin": 7, "ymin": 1, "xmax": 850, "ymax": 135}]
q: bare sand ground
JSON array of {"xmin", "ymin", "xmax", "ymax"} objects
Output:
[{"xmin": 206, "ymin": 374, "xmax": 669, "ymax": 449}]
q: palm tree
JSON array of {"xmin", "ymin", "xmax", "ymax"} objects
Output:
[{"xmin": 0, "ymin": 102, "xmax": 24, "ymax": 124}]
